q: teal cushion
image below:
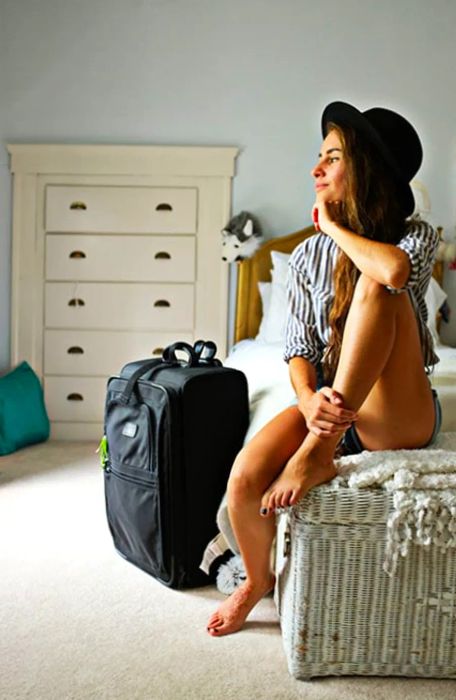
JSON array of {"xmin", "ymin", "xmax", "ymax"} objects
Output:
[{"xmin": 0, "ymin": 361, "xmax": 50, "ymax": 455}]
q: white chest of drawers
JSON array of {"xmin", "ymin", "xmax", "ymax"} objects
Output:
[{"xmin": 8, "ymin": 145, "xmax": 238, "ymax": 440}]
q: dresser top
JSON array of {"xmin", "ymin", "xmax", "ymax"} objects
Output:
[{"xmin": 7, "ymin": 144, "xmax": 239, "ymax": 176}]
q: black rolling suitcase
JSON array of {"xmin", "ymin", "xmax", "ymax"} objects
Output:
[{"xmin": 101, "ymin": 340, "xmax": 249, "ymax": 589}]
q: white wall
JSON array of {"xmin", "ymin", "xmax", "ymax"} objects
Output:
[{"xmin": 2, "ymin": 0, "xmax": 456, "ymax": 369}]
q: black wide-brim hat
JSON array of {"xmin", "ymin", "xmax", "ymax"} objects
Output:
[{"xmin": 322, "ymin": 101, "xmax": 423, "ymax": 217}]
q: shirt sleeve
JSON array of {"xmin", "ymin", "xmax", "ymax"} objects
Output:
[
  {"xmin": 283, "ymin": 255, "xmax": 323, "ymax": 365},
  {"xmin": 386, "ymin": 219, "xmax": 439, "ymax": 295}
]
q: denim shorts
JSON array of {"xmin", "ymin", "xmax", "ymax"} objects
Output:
[{"xmin": 341, "ymin": 388, "xmax": 442, "ymax": 455}]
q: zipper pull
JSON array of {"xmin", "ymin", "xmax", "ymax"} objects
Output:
[{"xmin": 96, "ymin": 435, "xmax": 109, "ymax": 469}]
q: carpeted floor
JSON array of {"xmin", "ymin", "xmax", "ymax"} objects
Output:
[{"xmin": 1, "ymin": 441, "xmax": 456, "ymax": 700}]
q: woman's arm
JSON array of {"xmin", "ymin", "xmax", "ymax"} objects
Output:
[
  {"xmin": 289, "ymin": 356, "xmax": 357, "ymax": 437},
  {"xmin": 284, "ymin": 248, "xmax": 323, "ymax": 365},
  {"xmin": 289, "ymin": 356, "xmax": 317, "ymax": 401},
  {"xmin": 313, "ymin": 199, "xmax": 410, "ymax": 288},
  {"xmin": 285, "ymin": 242, "xmax": 358, "ymax": 436}
]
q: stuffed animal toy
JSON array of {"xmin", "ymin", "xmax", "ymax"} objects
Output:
[
  {"xmin": 216, "ymin": 554, "xmax": 246, "ymax": 595},
  {"xmin": 221, "ymin": 211, "xmax": 263, "ymax": 262}
]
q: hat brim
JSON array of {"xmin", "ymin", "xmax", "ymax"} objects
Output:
[{"xmin": 321, "ymin": 101, "xmax": 415, "ymax": 217}]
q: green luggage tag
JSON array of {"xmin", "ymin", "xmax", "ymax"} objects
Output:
[{"xmin": 97, "ymin": 435, "xmax": 109, "ymax": 469}]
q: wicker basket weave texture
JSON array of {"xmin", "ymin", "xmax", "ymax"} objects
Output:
[{"xmin": 277, "ymin": 484, "xmax": 456, "ymax": 680}]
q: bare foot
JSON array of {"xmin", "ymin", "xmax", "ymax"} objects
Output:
[
  {"xmin": 207, "ymin": 575, "xmax": 275, "ymax": 637},
  {"xmin": 260, "ymin": 452, "xmax": 337, "ymax": 515}
]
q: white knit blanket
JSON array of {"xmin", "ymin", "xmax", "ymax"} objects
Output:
[{"xmin": 334, "ymin": 432, "xmax": 456, "ymax": 575}]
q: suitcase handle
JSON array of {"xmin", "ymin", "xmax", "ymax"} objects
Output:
[
  {"xmin": 118, "ymin": 342, "xmax": 199, "ymax": 405},
  {"xmin": 118, "ymin": 341, "xmax": 222, "ymax": 405},
  {"xmin": 193, "ymin": 340, "xmax": 222, "ymax": 366},
  {"xmin": 164, "ymin": 340, "xmax": 221, "ymax": 366},
  {"xmin": 162, "ymin": 342, "xmax": 199, "ymax": 366}
]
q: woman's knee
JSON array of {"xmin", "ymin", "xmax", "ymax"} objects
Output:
[
  {"xmin": 354, "ymin": 273, "xmax": 385, "ymax": 301},
  {"xmin": 227, "ymin": 407, "xmax": 307, "ymax": 505},
  {"xmin": 353, "ymin": 274, "xmax": 413, "ymax": 326},
  {"xmin": 227, "ymin": 448, "xmax": 267, "ymax": 504}
]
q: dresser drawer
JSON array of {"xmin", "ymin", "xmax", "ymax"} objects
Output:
[
  {"xmin": 44, "ymin": 330, "xmax": 193, "ymax": 375},
  {"xmin": 45, "ymin": 234, "xmax": 196, "ymax": 282},
  {"xmin": 45, "ymin": 282, "xmax": 194, "ymax": 330},
  {"xmin": 45, "ymin": 185, "xmax": 197, "ymax": 234},
  {"xmin": 44, "ymin": 376, "xmax": 106, "ymax": 422}
]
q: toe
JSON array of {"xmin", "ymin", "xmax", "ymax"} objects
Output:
[
  {"xmin": 260, "ymin": 491, "xmax": 272, "ymax": 516},
  {"xmin": 288, "ymin": 490, "xmax": 298, "ymax": 506},
  {"xmin": 274, "ymin": 490, "xmax": 283, "ymax": 508},
  {"xmin": 279, "ymin": 490, "xmax": 292, "ymax": 508},
  {"xmin": 208, "ymin": 620, "xmax": 239, "ymax": 637},
  {"xmin": 207, "ymin": 618, "xmax": 228, "ymax": 636},
  {"xmin": 207, "ymin": 613, "xmax": 222, "ymax": 629},
  {"xmin": 268, "ymin": 489, "xmax": 280, "ymax": 512}
]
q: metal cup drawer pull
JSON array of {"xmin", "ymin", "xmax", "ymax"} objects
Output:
[
  {"xmin": 68, "ymin": 298, "xmax": 85, "ymax": 307},
  {"xmin": 154, "ymin": 299, "xmax": 171, "ymax": 308},
  {"xmin": 152, "ymin": 347, "xmax": 164, "ymax": 355},
  {"xmin": 69, "ymin": 250, "xmax": 87, "ymax": 259},
  {"xmin": 67, "ymin": 346, "xmax": 84, "ymax": 354},
  {"xmin": 67, "ymin": 393, "xmax": 84, "ymax": 401},
  {"xmin": 155, "ymin": 203, "xmax": 173, "ymax": 211},
  {"xmin": 154, "ymin": 251, "xmax": 171, "ymax": 260},
  {"xmin": 69, "ymin": 201, "xmax": 87, "ymax": 210}
]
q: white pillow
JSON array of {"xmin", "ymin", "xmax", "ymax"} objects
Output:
[
  {"xmin": 425, "ymin": 277, "xmax": 447, "ymax": 344},
  {"xmin": 264, "ymin": 280, "xmax": 288, "ymax": 343},
  {"xmin": 255, "ymin": 280, "xmax": 288, "ymax": 344},
  {"xmin": 256, "ymin": 282, "xmax": 272, "ymax": 342},
  {"xmin": 253, "ymin": 251, "xmax": 291, "ymax": 343},
  {"xmin": 270, "ymin": 251, "xmax": 290, "ymax": 287}
]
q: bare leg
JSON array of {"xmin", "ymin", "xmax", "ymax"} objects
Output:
[
  {"xmin": 207, "ymin": 407, "xmax": 308, "ymax": 636},
  {"xmin": 261, "ymin": 274, "xmax": 436, "ymax": 512}
]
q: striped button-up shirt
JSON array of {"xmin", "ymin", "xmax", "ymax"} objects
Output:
[{"xmin": 284, "ymin": 218, "xmax": 440, "ymax": 372}]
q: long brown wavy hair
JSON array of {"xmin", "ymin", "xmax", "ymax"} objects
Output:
[{"xmin": 322, "ymin": 122, "xmax": 409, "ymax": 383}]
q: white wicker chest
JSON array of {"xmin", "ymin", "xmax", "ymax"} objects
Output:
[{"xmin": 275, "ymin": 483, "xmax": 456, "ymax": 680}]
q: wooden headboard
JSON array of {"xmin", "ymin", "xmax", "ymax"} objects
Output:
[
  {"xmin": 234, "ymin": 225, "xmax": 444, "ymax": 344},
  {"xmin": 234, "ymin": 226, "xmax": 315, "ymax": 343}
]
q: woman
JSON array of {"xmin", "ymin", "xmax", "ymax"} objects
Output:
[{"xmin": 207, "ymin": 101, "xmax": 441, "ymax": 637}]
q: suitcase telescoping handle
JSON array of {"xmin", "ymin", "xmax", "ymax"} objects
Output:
[
  {"xmin": 162, "ymin": 341, "xmax": 200, "ymax": 366},
  {"xmin": 189, "ymin": 340, "xmax": 221, "ymax": 366},
  {"xmin": 118, "ymin": 341, "xmax": 220, "ymax": 405},
  {"xmin": 161, "ymin": 340, "xmax": 221, "ymax": 366},
  {"xmin": 163, "ymin": 340, "xmax": 221, "ymax": 366}
]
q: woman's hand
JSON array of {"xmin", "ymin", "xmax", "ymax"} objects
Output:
[
  {"xmin": 298, "ymin": 386, "xmax": 358, "ymax": 438},
  {"xmin": 312, "ymin": 198, "xmax": 344, "ymax": 235}
]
